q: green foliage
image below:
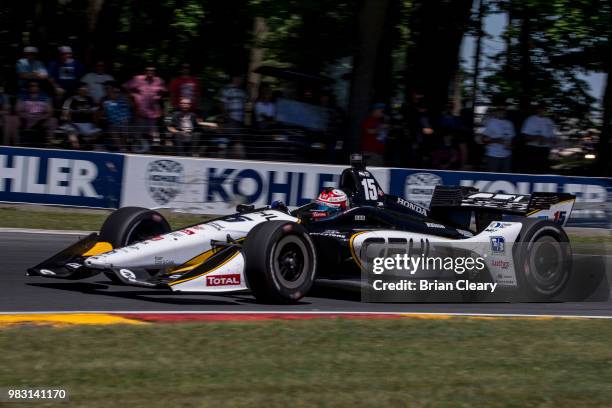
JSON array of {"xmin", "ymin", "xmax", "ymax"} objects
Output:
[{"xmin": 482, "ymin": 0, "xmax": 609, "ymax": 129}]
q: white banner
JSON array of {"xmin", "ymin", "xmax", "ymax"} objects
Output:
[{"xmin": 120, "ymin": 154, "xmax": 389, "ymax": 214}]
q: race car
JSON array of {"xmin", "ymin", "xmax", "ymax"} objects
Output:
[{"xmin": 28, "ymin": 156, "xmax": 576, "ymax": 303}]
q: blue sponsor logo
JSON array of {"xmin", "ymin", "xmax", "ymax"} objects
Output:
[
  {"xmin": 0, "ymin": 147, "xmax": 123, "ymax": 208},
  {"xmin": 490, "ymin": 236, "xmax": 505, "ymax": 253}
]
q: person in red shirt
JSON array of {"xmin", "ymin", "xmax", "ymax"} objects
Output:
[
  {"xmin": 361, "ymin": 103, "xmax": 388, "ymax": 166},
  {"xmin": 169, "ymin": 63, "xmax": 200, "ymax": 110}
]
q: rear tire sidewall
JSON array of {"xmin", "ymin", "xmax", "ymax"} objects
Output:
[
  {"xmin": 515, "ymin": 220, "xmax": 572, "ymax": 301},
  {"xmin": 243, "ymin": 221, "xmax": 317, "ymax": 303},
  {"xmin": 98, "ymin": 207, "xmax": 171, "ymax": 283}
]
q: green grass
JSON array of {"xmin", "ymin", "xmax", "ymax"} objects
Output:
[
  {"xmin": 0, "ymin": 207, "xmax": 608, "ymax": 253},
  {"xmin": 0, "ymin": 207, "xmax": 207, "ymax": 231},
  {"xmin": 2, "ymin": 318, "xmax": 612, "ymax": 407}
]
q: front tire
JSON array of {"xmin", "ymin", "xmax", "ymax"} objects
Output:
[
  {"xmin": 514, "ymin": 219, "xmax": 572, "ymax": 301},
  {"xmin": 98, "ymin": 207, "xmax": 171, "ymax": 283},
  {"xmin": 243, "ymin": 221, "xmax": 317, "ymax": 303}
]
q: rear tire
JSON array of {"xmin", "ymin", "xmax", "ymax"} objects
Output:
[
  {"xmin": 243, "ymin": 221, "xmax": 317, "ymax": 303},
  {"xmin": 514, "ymin": 219, "xmax": 572, "ymax": 301},
  {"xmin": 98, "ymin": 207, "xmax": 171, "ymax": 283}
]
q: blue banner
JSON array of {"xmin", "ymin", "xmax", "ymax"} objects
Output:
[
  {"xmin": 389, "ymin": 168, "xmax": 611, "ymax": 228},
  {"xmin": 0, "ymin": 147, "xmax": 124, "ymax": 208}
]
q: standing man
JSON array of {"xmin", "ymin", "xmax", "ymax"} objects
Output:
[
  {"xmin": 169, "ymin": 63, "xmax": 200, "ymax": 110},
  {"xmin": 123, "ymin": 66, "xmax": 167, "ymax": 152},
  {"xmin": 361, "ymin": 103, "xmax": 388, "ymax": 166},
  {"xmin": 219, "ymin": 74, "xmax": 247, "ymax": 127},
  {"xmin": 482, "ymin": 104, "xmax": 515, "ymax": 173},
  {"xmin": 81, "ymin": 61, "xmax": 114, "ymax": 104},
  {"xmin": 16, "ymin": 46, "xmax": 49, "ymax": 96},
  {"xmin": 521, "ymin": 102, "xmax": 556, "ymax": 173},
  {"xmin": 48, "ymin": 46, "xmax": 85, "ymax": 100}
]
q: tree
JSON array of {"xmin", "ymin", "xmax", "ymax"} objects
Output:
[
  {"xmin": 403, "ymin": 0, "xmax": 473, "ymax": 116},
  {"xmin": 345, "ymin": 0, "xmax": 391, "ymax": 153}
]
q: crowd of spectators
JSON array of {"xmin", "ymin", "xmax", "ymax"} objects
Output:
[
  {"xmin": 361, "ymin": 92, "xmax": 562, "ymax": 174},
  {"xmin": 0, "ymin": 45, "xmax": 573, "ymax": 174}
]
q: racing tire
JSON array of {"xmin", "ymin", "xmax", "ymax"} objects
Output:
[
  {"xmin": 243, "ymin": 221, "xmax": 317, "ymax": 304},
  {"xmin": 514, "ymin": 219, "xmax": 572, "ymax": 301},
  {"xmin": 98, "ymin": 207, "xmax": 171, "ymax": 283}
]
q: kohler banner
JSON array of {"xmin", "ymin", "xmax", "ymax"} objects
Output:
[
  {"xmin": 388, "ymin": 168, "xmax": 611, "ymax": 228},
  {"xmin": 120, "ymin": 154, "xmax": 389, "ymax": 214},
  {"xmin": 0, "ymin": 147, "xmax": 124, "ymax": 208}
]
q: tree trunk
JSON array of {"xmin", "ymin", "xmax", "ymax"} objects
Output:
[
  {"xmin": 346, "ymin": 0, "xmax": 391, "ymax": 153},
  {"xmin": 598, "ymin": 71, "xmax": 611, "ymax": 175},
  {"xmin": 518, "ymin": 3, "xmax": 532, "ymax": 115},
  {"xmin": 404, "ymin": 0, "xmax": 473, "ymax": 118},
  {"xmin": 471, "ymin": 0, "xmax": 484, "ymax": 108}
]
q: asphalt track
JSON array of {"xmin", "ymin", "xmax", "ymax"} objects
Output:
[{"xmin": 2, "ymin": 231, "xmax": 611, "ymax": 316}]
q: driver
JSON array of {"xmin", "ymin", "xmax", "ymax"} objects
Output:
[{"xmin": 311, "ymin": 187, "xmax": 348, "ymax": 218}]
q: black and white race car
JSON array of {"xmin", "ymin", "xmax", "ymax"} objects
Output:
[{"xmin": 28, "ymin": 156, "xmax": 576, "ymax": 303}]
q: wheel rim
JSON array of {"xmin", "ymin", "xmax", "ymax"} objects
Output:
[
  {"xmin": 272, "ymin": 235, "xmax": 311, "ymax": 289},
  {"xmin": 527, "ymin": 235, "xmax": 566, "ymax": 294}
]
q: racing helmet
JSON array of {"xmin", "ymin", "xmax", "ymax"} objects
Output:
[{"xmin": 314, "ymin": 188, "xmax": 348, "ymax": 213}]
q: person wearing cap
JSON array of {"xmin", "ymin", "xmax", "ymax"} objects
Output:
[
  {"xmin": 169, "ymin": 63, "xmax": 200, "ymax": 110},
  {"xmin": 482, "ymin": 103, "xmax": 516, "ymax": 173},
  {"xmin": 15, "ymin": 46, "xmax": 48, "ymax": 95},
  {"xmin": 521, "ymin": 102, "xmax": 557, "ymax": 173},
  {"xmin": 360, "ymin": 103, "xmax": 388, "ymax": 166},
  {"xmin": 48, "ymin": 46, "xmax": 85, "ymax": 100},
  {"xmin": 80, "ymin": 61, "xmax": 114, "ymax": 104}
]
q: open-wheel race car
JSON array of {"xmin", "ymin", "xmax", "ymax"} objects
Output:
[{"xmin": 28, "ymin": 156, "xmax": 576, "ymax": 303}]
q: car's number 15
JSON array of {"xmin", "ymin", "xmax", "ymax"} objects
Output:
[{"xmin": 361, "ymin": 178, "xmax": 377, "ymax": 200}]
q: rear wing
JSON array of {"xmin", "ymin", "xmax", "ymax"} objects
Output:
[{"xmin": 429, "ymin": 186, "xmax": 576, "ymax": 228}]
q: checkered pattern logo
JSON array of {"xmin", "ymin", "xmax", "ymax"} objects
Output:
[{"xmin": 146, "ymin": 160, "xmax": 184, "ymax": 205}]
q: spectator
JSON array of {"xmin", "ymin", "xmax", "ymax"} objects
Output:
[
  {"xmin": 219, "ymin": 74, "xmax": 247, "ymax": 126},
  {"xmin": 521, "ymin": 102, "xmax": 557, "ymax": 173},
  {"xmin": 167, "ymin": 98, "xmax": 202, "ymax": 156},
  {"xmin": 431, "ymin": 134, "xmax": 460, "ymax": 170},
  {"xmin": 100, "ymin": 81, "xmax": 132, "ymax": 151},
  {"xmin": 1, "ymin": 91, "xmax": 20, "ymax": 146},
  {"xmin": 48, "ymin": 46, "xmax": 85, "ymax": 100},
  {"xmin": 123, "ymin": 66, "xmax": 166, "ymax": 152},
  {"xmin": 15, "ymin": 46, "xmax": 48, "ymax": 95},
  {"xmin": 361, "ymin": 103, "xmax": 388, "ymax": 166},
  {"xmin": 16, "ymin": 82, "xmax": 57, "ymax": 147},
  {"xmin": 438, "ymin": 100, "xmax": 469, "ymax": 169},
  {"xmin": 169, "ymin": 63, "xmax": 200, "ymax": 110},
  {"xmin": 253, "ymin": 86, "xmax": 276, "ymax": 129},
  {"xmin": 482, "ymin": 104, "xmax": 515, "ymax": 173},
  {"xmin": 81, "ymin": 61, "xmax": 114, "ymax": 104},
  {"xmin": 61, "ymin": 82, "xmax": 101, "ymax": 150},
  {"xmin": 402, "ymin": 92, "xmax": 434, "ymax": 167}
]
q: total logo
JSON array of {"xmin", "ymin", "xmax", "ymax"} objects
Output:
[{"xmin": 206, "ymin": 274, "xmax": 241, "ymax": 286}]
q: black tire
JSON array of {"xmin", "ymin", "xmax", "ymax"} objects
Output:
[
  {"xmin": 514, "ymin": 219, "xmax": 572, "ymax": 301},
  {"xmin": 243, "ymin": 221, "xmax": 317, "ymax": 304},
  {"xmin": 98, "ymin": 207, "xmax": 171, "ymax": 283}
]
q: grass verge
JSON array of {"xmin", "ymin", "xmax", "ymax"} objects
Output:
[
  {"xmin": 0, "ymin": 207, "xmax": 207, "ymax": 231},
  {"xmin": 1, "ymin": 318, "xmax": 612, "ymax": 407},
  {"xmin": 0, "ymin": 206, "xmax": 608, "ymax": 253}
]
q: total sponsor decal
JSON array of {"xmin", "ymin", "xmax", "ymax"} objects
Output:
[
  {"xmin": 0, "ymin": 147, "xmax": 123, "ymax": 208},
  {"xmin": 206, "ymin": 274, "xmax": 241, "ymax": 287}
]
